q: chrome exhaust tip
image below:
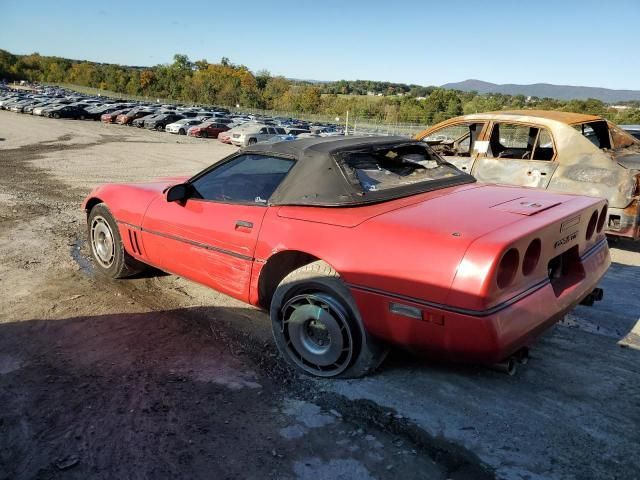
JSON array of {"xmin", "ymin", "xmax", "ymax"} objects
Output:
[{"xmin": 491, "ymin": 357, "xmax": 517, "ymax": 376}]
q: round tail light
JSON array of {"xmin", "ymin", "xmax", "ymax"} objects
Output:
[
  {"xmin": 522, "ymin": 239, "xmax": 541, "ymax": 276},
  {"xmin": 586, "ymin": 210, "xmax": 598, "ymax": 240},
  {"xmin": 497, "ymin": 248, "xmax": 520, "ymax": 289},
  {"xmin": 596, "ymin": 205, "xmax": 607, "ymax": 233}
]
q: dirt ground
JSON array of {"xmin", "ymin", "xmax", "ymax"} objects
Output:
[{"xmin": 0, "ymin": 112, "xmax": 638, "ymax": 480}]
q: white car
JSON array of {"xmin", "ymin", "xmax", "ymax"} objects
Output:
[
  {"xmin": 165, "ymin": 118, "xmax": 203, "ymax": 135},
  {"xmin": 230, "ymin": 124, "xmax": 287, "ymax": 147}
]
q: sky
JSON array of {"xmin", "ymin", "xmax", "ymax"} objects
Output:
[{"xmin": 2, "ymin": 0, "xmax": 639, "ymax": 90}]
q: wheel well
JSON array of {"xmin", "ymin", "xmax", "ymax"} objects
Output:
[
  {"xmin": 85, "ymin": 197, "xmax": 103, "ymax": 215},
  {"xmin": 258, "ymin": 250, "xmax": 320, "ymax": 309}
]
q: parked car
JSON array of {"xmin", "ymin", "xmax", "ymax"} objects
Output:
[
  {"xmin": 45, "ymin": 105, "xmax": 90, "ymax": 119},
  {"xmin": 86, "ymin": 105, "xmax": 122, "ymax": 121},
  {"xmin": 24, "ymin": 101, "xmax": 51, "ymax": 114},
  {"xmin": 144, "ymin": 113, "xmax": 184, "ymax": 131},
  {"xmin": 621, "ymin": 125, "xmax": 640, "ymax": 141},
  {"xmin": 34, "ymin": 102, "xmax": 71, "ymax": 116},
  {"xmin": 165, "ymin": 118, "xmax": 203, "ymax": 135},
  {"xmin": 82, "ymin": 136, "xmax": 609, "ymax": 378},
  {"xmin": 218, "ymin": 129, "xmax": 234, "ymax": 144},
  {"xmin": 116, "ymin": 109, "xmax": 155, "ymax": 125},
  {"xmin": 187, "ymin": 121, "xmax": 230, "ymax": 139},
  {"xmin": 230, "ymin": 124, "xmax": 287, "ymax": 147},
  {"xmin": 102, "ymin": 108, "xmax": 131, "ymax": 123},
  {"xmin": 8, "ymin": 99, "xmax": 38, "ymax": 113},
  {"xmin": 262, "ymin": 134, "xmax": 297, "ymax": 144},
  {"xmin": 286, "ymin": 127, "xmax": 311, "ymax": 136},
  {"xmin": 417, "ymin": 111, "xmax": 640, "ymax": 240}
]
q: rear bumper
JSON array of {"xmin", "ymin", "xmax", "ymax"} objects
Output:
[{"xmin": 350, "ymin": 239, "xmax": 610, "ymax": 364}]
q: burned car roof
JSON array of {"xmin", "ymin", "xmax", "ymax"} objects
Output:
[
  {"xmin": 240, "ymin": 136, "xmax": 475, "ymax": 206},
  {"xmin": 484, "ymin": 110, "xmax": 603, "ymax": 125}
]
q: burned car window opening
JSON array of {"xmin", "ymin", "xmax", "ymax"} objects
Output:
[
  {"xmin": 487, "ymin": 123, "xmax": 554, "ymax": 161},
  {"xmin": 422, "ymin": 122, "xmax": 485, "ymax": 157},
  {"xmin": 574, "ymin": 121, "xmax": 612, "ymax": 150},
  {"xmin": 339, "ymin": 144, "xmax": 464, "ymax": 193}
]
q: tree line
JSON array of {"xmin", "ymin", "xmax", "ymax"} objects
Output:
[{"xmin": 2, "ymin": 49, "xmax": 639, "ymax": 125}]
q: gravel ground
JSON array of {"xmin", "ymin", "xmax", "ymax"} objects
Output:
[{"xmin": 0, "ymin": 112, "xmax": 638, "ymax": 480}]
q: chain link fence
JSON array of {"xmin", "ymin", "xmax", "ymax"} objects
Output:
[{"xmin": 53, "ymin": 83, "xmax": 430, "ymax": 138}]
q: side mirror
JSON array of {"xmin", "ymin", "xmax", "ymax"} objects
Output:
[{"xmin": 166, "ymin": 183, "xmax": 190, "ymax": 203}]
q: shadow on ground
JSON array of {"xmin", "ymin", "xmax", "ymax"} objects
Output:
[{"xmin": 0, "ymin": 307, "xmax": 494, "ymax": 480}]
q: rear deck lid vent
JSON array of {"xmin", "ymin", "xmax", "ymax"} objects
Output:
[{"xmin": 491, "ymin": 197, "xmax": 561, "ymax": 216}]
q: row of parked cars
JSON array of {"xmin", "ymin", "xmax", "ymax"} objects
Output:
[{"xmin": 0, "ymin": 86, "xmax": 345, "ymax": 147}]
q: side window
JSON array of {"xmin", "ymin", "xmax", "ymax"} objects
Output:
[
  {"xmin": 259, "ymin": 127, "xmax": 268, "ymax": 134},
  {"xmin": 190, "ymin": 154, "xmax": 295, "ymax": 204},
  {"xmin": 275, "ymin": 127, "xmax": 286, "ymax": 134},
  {"xmin": 422, "ymin": 122, "xmax": 485, "ymax": 157},
  {"xmin": 488, "ymin": 123, "xmax": 539, "ymax": 160},
  {"xmin": 573, "ymin": 121, "xmax": 611, "ymax": 150},
  {"xmin": 532, "ymin": 129, "xmax": 555, "ymax": 160}
]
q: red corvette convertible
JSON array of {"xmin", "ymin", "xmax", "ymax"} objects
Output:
[{"xmin": 82, "ymin": 137, "xmax": 610, "ymax": 377}]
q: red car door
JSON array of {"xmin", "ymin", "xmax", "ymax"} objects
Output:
[
  {"xmin": 141, "ymin": 199, "xmax": 266, "ymax": 301},
  {"xmin": 140, "ymin": 153, "xmax": 296, "ymax": 302}
]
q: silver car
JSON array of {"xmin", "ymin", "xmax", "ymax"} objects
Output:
[{"xmin": 230, "ymin": 124, "xmax": 287, "ymax": 147}]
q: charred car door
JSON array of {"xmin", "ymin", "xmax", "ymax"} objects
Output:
[
  {"xmin": 472, "ymin": 122, "xmax": 558, "ymax": 189},
  {"xmin": 421, "ymin": 122, "xmax": 486, "ymax": 174},
  {"xmin": 140, "ymin": 153, "xmax": 295, "ymax": 301}
]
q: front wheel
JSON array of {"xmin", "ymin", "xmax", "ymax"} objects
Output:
[
  {"xmin": 201, "ymin": 131, "xmax": 208, "ymax": 138},
  {"xmin": 270, "ymin": 261, "xmax": 388, "ymax": 378},
  {"xmin": 179, "ymin": 129, "xmax": 185, "ymax": 135},
  {"xmin": 88, "ymin": 203, "xmax": 144, "ymax": 278}
]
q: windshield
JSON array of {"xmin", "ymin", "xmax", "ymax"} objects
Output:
[{"xmin": 340, "ymin": 143, "xmax": 465, "ymax": 193}]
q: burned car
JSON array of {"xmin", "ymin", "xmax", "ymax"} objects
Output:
[
  {"xmin": 82, "ymin": 136, "xmax": 609, "ymax": 377},
  {"xmin": 417, "ymin": 111, "xmax": 640, "ymax": 239}
]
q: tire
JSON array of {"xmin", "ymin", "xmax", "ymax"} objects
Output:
[
  {"xmin": 53, "ymin": 113, "xmax": 60, "ymax": 119},
  {"xmin": 248, "ymin": 137, "xmax": 257, "ymax": 145},
  {"xmin": 156, "ymin": 125, "xmax": 164, "ymax": 131},
  {"xmin": 270, "ymin": 261, "xmax": 388, "ymax": 378},
  {"xmin": 79, "ymin": 115, "xmax": 85, "ymax": 120},
  {"xmin": 87, "ymin": 203, "xmax": 144, "ymax": 279},
  {"xmin": 179, "ymin": 129, "xmax": 185, "ymax": 135},
  {"xmin": 201, "ymin": 131, "xmax": 208, "ymax": 138}
]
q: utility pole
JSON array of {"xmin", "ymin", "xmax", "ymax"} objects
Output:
[{"xmin": 345, "ymin": 110, "xmax": 349, "ymax": 136}]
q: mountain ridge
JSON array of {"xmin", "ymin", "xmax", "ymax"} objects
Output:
[{"xmin": 441, "ymin": 79, "xmax": 640, "ymax": 102}]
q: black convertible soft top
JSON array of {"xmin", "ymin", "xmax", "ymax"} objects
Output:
[{"xmin": 241, "ymin": 136, "xmax": 475, "ymax": 206}]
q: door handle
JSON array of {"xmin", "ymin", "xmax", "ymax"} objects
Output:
[{"xmin": 235, "ymin": 220, "xmax": 253, "ymax": 229}]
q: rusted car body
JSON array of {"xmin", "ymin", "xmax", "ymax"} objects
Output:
[{"xmin": 416, "ymin": 111, "xmax": 640, "ymax": 239}]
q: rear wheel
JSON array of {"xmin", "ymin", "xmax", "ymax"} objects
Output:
[
  {"xmin": 270, "ymin": 261, "xmax": 387, "ymax": 378},
  {"xmin": 88, "ymin": 203, "xmax": 144, "ymax": 278}
]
